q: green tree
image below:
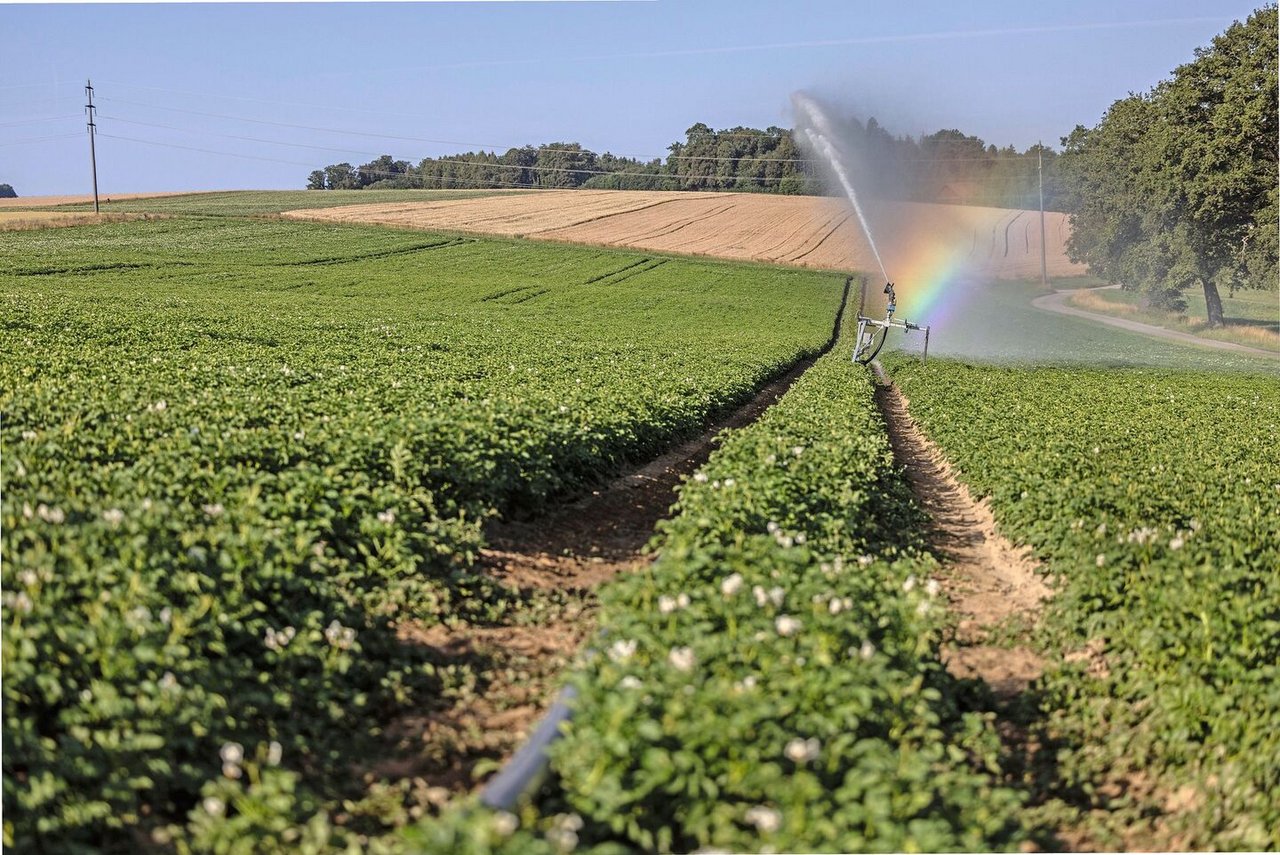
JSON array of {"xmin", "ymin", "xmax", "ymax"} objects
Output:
[
  {"xmin": 1060, "ymin": 5, "xmax": 1278, "ymax": 325},
  {"xmin": 0, "ymin": 183, "xmax": 16, "ymax": 198},
  {"xmin": 1157, "ymin": 4, "xmax": 1278, "ymax": 317},
  {"xmin": 356, "ymin": 155, "xmax": 411, "ymax": 187},
  {"xmin": 305, "ymin": 171, "xmax": 326, "ymax": 191},
  {"xmin": 533, "ymin": 142, "xmax": 598, "ymax": 188},
  {"xmin": 323, "ymin": 163, "xmax": 358, "ymax": 191}
]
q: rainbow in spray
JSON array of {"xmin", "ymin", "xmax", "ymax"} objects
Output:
[
  {"xmin": 889, "ymin": 233, "xmax": 975, "ymax": 331},
  {"xmin": 793, "ymin": 92, "xmax": 967, "ymax": 334}
]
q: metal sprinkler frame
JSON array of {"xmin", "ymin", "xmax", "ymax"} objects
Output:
[{"xmin": 850, "ymin": 275, "xmax": 931, "ymax": 364}]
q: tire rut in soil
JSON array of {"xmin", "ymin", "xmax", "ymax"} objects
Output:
[
  {"xmin": 871, "ymin": 365, "xmax": 1101, "ymax": 850},
  {"xmin": 371, "ymin": 278, "xmax": 852, "ymax": 796}
]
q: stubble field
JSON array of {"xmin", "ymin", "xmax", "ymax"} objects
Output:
[{"xmin": 283, "ymin": 189, "xmax": 1086, "ymax": 280}]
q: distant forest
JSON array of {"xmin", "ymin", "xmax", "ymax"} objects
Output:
[{"xmin": 306, "ymin": 119, "xmax": 1062, "ymax": 210}]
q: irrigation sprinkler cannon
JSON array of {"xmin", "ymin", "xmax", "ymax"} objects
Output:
[{"xmin": 850, "ymin": 276, "xmax": 931, "ymax": 365}]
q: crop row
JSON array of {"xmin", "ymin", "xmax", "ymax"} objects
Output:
[
  {"xmin": 0, "ymin": 217, "xmax": 843, "ymax": 848},
  {"xmin": 410, "ymin": 330, "xmax": 1031, "ymax": 853},
  {"xmin": 883, "ymin": 353, "xmax": 1280, "ymax": 849}
]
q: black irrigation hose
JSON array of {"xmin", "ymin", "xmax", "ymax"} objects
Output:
[
  {"xmin": 854, "ymin": 324, "xmax": 889, "ymax": 365},
  {"xmin": 478, "ymin": 274, "xmax": 854, "ymax": 813}
]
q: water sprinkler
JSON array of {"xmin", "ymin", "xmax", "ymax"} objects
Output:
[{"xmin": 850, "ymin": 276, "xmax": 931, "ymax": 364}]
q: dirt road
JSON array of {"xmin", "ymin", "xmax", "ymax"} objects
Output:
[{"xmin": 1032, "ymin": 287, "xmax": 1280, "ymax": 360}]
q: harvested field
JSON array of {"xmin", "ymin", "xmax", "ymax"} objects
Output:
[{"xmin": 285, "ymin": 189, "xmax": 1087, "ymax": 279}]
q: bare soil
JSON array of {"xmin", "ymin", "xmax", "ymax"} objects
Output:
[
  {"xmin": 383, "ymin": 350, "xmax": 836, "ymax": 794},
  {"xmin": 872, "ymin": 371, "xmax": 1051, "ymax": 695},
  {"xmin": 284, "ymin": 190, "xmax": 1087, "ymax": 281}
]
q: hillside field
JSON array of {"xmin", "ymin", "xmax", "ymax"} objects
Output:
[
  {"xmin": 2, "ymin": 205, "xmax": 1277, "ymax": 852},
  {"xmin": 283, "ymin": 189, "xmax": 1087, "ymax": 280}
]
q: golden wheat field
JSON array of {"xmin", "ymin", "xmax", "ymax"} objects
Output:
[{"xmin": 283, "ymin": 189, "xmax": 1086, "ymax": 279}]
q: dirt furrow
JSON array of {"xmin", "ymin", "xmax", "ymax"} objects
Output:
[
  {"xmin": 383, "ymin": 286, "xmax": 851, "ymax": 795},
  {"xmin": 872, "ymin": 369, "xmax": 1050, "ymax": 696}
]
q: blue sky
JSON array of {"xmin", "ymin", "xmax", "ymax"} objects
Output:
[{"xmin": 0, "ymin": 0, "xmax": 1266, "ymax": 195}]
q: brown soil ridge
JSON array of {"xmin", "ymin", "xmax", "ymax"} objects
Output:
[
  {"xmin": 872, "ymin": 367, "xmax": 1051, "ymax": 697},
  {"xmin": 385, "ymin": 283, "xmax": 851, "ymax": 794},
  {"xmin": 481, "ymin": 354, "xmax": 823, "ymax": 591}
]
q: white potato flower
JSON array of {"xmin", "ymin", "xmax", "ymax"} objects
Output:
[
  {"xmin": 668, "ymin": 646, "xmax": 696, "ymax": 672},
  {"xmin": 720, "ymin": 573, "xmax": 744, "ymax": 596}
]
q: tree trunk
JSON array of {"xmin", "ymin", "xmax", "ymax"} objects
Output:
[{"xmin": 1202, "ymin": 278, "xmax": 1225, "ymax": 328}]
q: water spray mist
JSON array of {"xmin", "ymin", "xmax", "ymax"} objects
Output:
[
  {"xmin": 792, "ymin": 92, "xmax": 933, "ymax": 363},
  {"xmin": 792, "ymin": 93, "xmax": 889, "ymax": 283}
]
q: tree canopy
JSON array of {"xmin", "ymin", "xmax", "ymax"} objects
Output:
[
  {"xmin": 0, "ymin": 183, "xmax": 16, "ymax": 198},
  {"xmin": 1058, "ymin": 5, "xmax": 1278, "ymax": 324},
  {"xmin": 305, "ymin": 122, "xmax": 1057, "ymax": 209}
]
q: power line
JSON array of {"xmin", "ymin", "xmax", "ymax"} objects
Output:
[
  {"xmin": 98, "ymin": 112, "xmax": 812, "ymax": 166},
  {"xmin": 82, "ymin": 81, "xmax": 1059, "ymax": 197},
  {"xmin": 98, "ymin": 133, "xmax": 326, "ymax": 168},
  {"xmin": 0, "ymin": 132, "xmax": 82, "ymax": 148},
  {"xmin": 0, "ymin": 115, "xmax": 82, "ymax": 128},
  {"xmin": 96, "ymin": 131, "xmax": 789, "ymax": 185},
  {"xmin": 101, "ymin": 95, "xmax": 1048, "ymax": 167},
  {"xmin": 0, "ymin": 94, "xmax": 85, "ymax": 108},
  {"xmin": 97, "ymin": 130, "xmax": 1054, "ymax": 198},
  {"xmin": 100, "ymin": 114, "xmax": 421, "ymax": 157},
  {"xmin": 96, "ymin": 133, "xmax": 547, "ymax": 189},
  {"xmin": 101, "ymin": 96, "xmax": 588, "ymax": 152},
  {"xmin": 95, "ymin": 78, "xmax": 430, "ymax": 121},
  {"xmin": 95, "ymin": 116, "xmax": 1053, "ymax": 190}
]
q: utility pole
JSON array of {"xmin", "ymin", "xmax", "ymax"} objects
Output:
[
  {"xmin": 1038, "ymin": 141, "xmax": 1047, "ymax": 288},
  {"xmin": 85, "ymin": 79, "xmax": 99, "ymax": 214}
]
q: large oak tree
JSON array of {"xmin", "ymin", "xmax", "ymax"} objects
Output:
[{"xmin": 1059, "ymin": 5, "xmax": 1278, "ymax": 326}]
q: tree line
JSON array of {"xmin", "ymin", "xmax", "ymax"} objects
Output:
[
  {"xmin": 1056, "ymin": 5, "xmax": 1277, "ymax": 323},
  {"xmin": 306, "ymin": 124, "xmax": 1059, "ymax": 208},
  {"xmin": 306, "ymin": 6, "xmax": 1277, "ymax": 316}
]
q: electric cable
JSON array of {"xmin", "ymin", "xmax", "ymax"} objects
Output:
[
  {"xmin": 0, "ymin": 132, "xmax": 83, "ymax": 148},
  {"xmin": 96, "ymin": 133, "xmax": 554, "ymax": 189},
  {"xmin": 0, "ymin": 115, "xmax": 83, "ymax": 128},
  {"xmin": 99, "ymin": 95, "xmax": 1043, "ymax": 167}
]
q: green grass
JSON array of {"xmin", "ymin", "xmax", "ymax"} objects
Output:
[
  {"xmin": 1, "ymin": 215, "xmax": 843, "ymax": 849},
  {"xmin": 888, "ymin": 277, "xmax": 1280, "ymax": 373},
  {"xmin": 1042, "ymin": 273, "xmax": 1112, "ymax": 290},
  {"xmin": 1069, "ymin": 284, "xmax": 1280, "ymax": 351},
  {"xmin": 18, "ymin": 189, "xmax": 530, "ymax": 217},
  {"xmin": 1087, "ymin": 282, "xmax": 1278, "ymax": 325}
]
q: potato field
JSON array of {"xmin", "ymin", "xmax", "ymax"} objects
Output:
[{"xmin": 2, "ymin": 198, "xmax": 1278, "ymax": 853}]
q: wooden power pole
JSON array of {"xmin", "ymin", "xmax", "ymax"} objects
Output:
[{"xmin": 86, "ymin": 80, "xmax": 99, "ymax": 214}]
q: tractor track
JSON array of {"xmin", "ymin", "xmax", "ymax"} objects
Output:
[
  {"xmin": 872, "ymin": 365, "xmax": 1051, "ymax": 696},
  {"xmin": 381, "ymin": 278, "xmax": 851, "ymax": 798}
]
